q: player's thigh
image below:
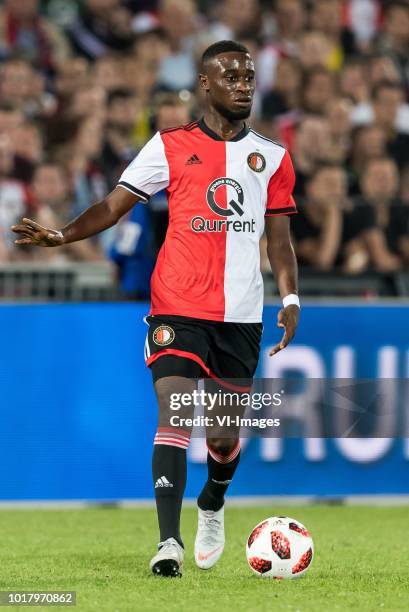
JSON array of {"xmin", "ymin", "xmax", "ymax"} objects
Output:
[
  {"xmin": 207, "ymin": 321, "xmax": 263, "ymax": 384},
  {"xmin": 154, "ymin": 374, "xmax": 198, "ymax": 430}
]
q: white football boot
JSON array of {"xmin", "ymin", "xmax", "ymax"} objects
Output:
[
  {"xmin": 194, "ymin": 506, "xmax": 225, "ymax": 569},
  {"xmin": 150, "ymin": 537, "xmax": 184, "ymax": 577}
]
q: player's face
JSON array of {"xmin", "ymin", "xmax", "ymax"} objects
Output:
[{"xmin": 201, "ymin": 52, "xmax": 256, "ymax": 121}]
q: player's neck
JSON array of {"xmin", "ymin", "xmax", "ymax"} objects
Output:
[{"xmin": 202, "ymin": 110, "xmax": 247, "ymax": 141}]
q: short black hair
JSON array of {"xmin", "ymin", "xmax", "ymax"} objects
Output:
[
  {"xmin": 307, "ymin": 162, "xmax": 345, "ymax": 184},
  {"xmin": 372, "ymin": 80, "xmax": 403, "ymax": 100},
  {"xmin": 201, "ymin": 40, "xmax": 250, "ymax": 68},
  {"xmin": 362, "ymin": 156, "xmax": 398, "ymax": 174},
  {"xmin": 385, "ymin": 1, "xmax": 409, "ymax": 15},
  {"xmin": 107, "ymin": 88, "xmax": 134, "ymax": 107}
]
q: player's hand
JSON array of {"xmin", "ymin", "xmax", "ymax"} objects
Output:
[
  {"xmin": 11, "ymin": 218, "xmax": 65, "ymax": 247},
  {"xmin": 269, "ymin": 304, "xmax": 300, "ymax": 356}
]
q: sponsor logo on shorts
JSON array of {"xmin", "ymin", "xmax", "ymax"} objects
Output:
[
  {"xmin": 247, "ymin": 152, "xmax": 266, "ymax": 172},
  {"xmin": 153, "ymin": 325, "xmax": 175, "ymax": 346}
]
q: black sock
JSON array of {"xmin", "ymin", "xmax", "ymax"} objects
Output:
[
  {"xmin": 152, "ymin": 443, "xmax": 187, "ymax": 548},
  {"xmin": 197, "ymin": 444, "xmax": 241, "ymax": 512}
]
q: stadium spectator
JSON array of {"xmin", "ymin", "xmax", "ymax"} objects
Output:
[
  {"xmin": 272, "ymin": 0, "xmax": 305, "ymax": 55},
  {"xmin": 51, "ymin": 115, "xmax": 109, "ymax": 224},
  {"xmin": 357, "ymin": 157, "xmax": 409, "ymax": 269},
  {"xmin": 0, "ymin": 0, "xmax": 70, "ymax": 72},
  {"xmin": 132, "ymin": 29, "xmax": 171, "ymax": 72},
  {"xmin": 348, "ymin": 124, "xmax": 387, "ymax": 193},
  {"xmin": 100, "ymin": 88, "xmax": 139, "ymax": 190},
  {"xmin": 292, "ymin": 115, "xmax": 333, "ymax": 195},
  {"xmin": 302, "ymin": 67, "xmax": 336, "ymax": 115},
  {"xmin": 0, "ymin": 107, "xmax": 41, "ymax": 182},
  {"xmin": 309, "ymin": 0, "xmax": 357, "ymax": 66},
  {"xmin": 121, "ymin": 54, "xmax": 158, "ymax": 107},
  {"xmin": 68, "ymin": 86, "xmax": 107, "ymax": 122},
  {"xmin": 157, "ymin": 0, "xmax": 198, "ymax": 91},
  {"xmin": 372, "ymin": 81, "xmax": 409, "ymax": 169},
  {"xmin": 0, "ymin": 103, "xmax": 24, "ymax": 136},
  {"xmin": 93, "ymin": 54, "xmax": 125, "ymax": 92},
  {"xmin": 350, "ymin": 56, "xmax": 409, "ymax": 133},
  {"xmin": 298, "ymin": 30, "xmax": 334, "ymax": 71},
  {"xmin": 0, "ymin": 58, "xmax": 54, "ymax": 119},
  {"xmin": 152, "ymin": 92, "xmax": 192, "ymax": 132},
  {"xmin": 257, "ymin": 0, "xmax": 305, "ymax": 93},
  {"xmin": 325, "ymin": 96, "xmax": 354, "ymax": 165},
  {"xmin": 345, "ymin": 0, "xmax": 382, "ymax": 51},
  {"xmin": 339, "ymin": 58, "xmax": 369, "ymax": 104},
  {"xmin": 376, "ymin": 1, "xmax": 409, "ymax": 89},
  {"xmin": 0, "ymin": 133, "xmax": 35, "ymax": 260},
  {"xmin": 261, "ymin": 57, "xmax": 302, "ymax": 122},
  {"xmin": 31, "ymin": 162, "xmax": 105, "ymax": 262},
  {"xmin": 12, "ymin": 121, "xmax": 44, "ymax": 183},
  {"xmin": 291, "ymin": 164, "xmax": 376, "ymax": 272},
  {"xmin": 367, "ymin": 54, "xmax": 402, "ymax": 88},
  {"xmin": 66, "ymin": 0, "xmax": 135, "ymax": 60},
  {"xmin": 207, "ymin": 0, "xmax": 261, "ymax": 43},
  {"xmin": 54, "ymin": 57, "xmax": 90, "ymax": 100}
]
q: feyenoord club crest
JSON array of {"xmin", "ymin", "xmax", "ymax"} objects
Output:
[
  {"xmin": 153, "ymin": 325, "xmax": 175, "ymax": 346},
  {"xmin": 247, "ymin": 152, "xmax": 266, "ymax": 172}
]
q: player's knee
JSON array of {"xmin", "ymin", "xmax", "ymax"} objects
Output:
[{"xmin": 207, "ymin": 437, "xmax": 238, "ymax": 457}]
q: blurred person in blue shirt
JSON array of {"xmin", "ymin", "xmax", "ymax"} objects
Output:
[{"xmin": 110, "ymin": 199, "xmax": 154, "ymax": 299}]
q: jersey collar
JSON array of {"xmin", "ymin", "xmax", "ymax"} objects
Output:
[{"xmin": 198, "ymin": 117, "xmax": 249, "ymax": 142}]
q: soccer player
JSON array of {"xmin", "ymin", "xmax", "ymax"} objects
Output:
[{"xmin": 12, "ymin": 40, "xmax": 300, "ymax": 577}]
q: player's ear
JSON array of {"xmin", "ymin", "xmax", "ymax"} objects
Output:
[{"xmin": 199, "ymin": 73, "xmax": 209, "ymax": 92}]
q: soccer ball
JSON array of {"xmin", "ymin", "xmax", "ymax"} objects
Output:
[{"xmin": 246, "ymin": 516, "xmax": 314, "ymax": 579}]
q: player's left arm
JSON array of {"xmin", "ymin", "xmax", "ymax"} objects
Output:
[
  {"xmin": 265, "ymin": 215, "xmax": 299, "ymax": 356},
  {"xmin": 264, "ymin": 149, "xmax": 299, "ymax": 355}
]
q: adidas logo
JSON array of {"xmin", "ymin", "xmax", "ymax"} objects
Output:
[
  {"xmin": 155, "ymin": 476, "xmax": 174, "ymax": 488},
  {"xmin": 186, "ymin": 154, "xmax": 202, "ymax": 165}
]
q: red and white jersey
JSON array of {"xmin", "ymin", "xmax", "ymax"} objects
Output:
[{"xmin": 118, "ymin": 118, "xmax": 296, "ymax": 323}]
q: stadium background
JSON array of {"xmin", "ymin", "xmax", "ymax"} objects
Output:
[{"xmin": 0, "ymin": 0, "xmax": 408, "ymax": 503}]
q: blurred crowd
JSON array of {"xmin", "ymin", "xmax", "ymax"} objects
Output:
[{"xmin": 1, "ymin": 0, "xmax": 409, "ymax": 297}]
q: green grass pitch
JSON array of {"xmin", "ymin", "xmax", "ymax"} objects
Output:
[{"xmin": 0, "ymin": 505, "xmax": 408, "ymax": 611}]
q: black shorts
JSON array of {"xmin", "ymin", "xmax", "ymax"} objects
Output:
[{"xmin": 144, "ymin": 314, "xmax": 262, "ymax": 386}]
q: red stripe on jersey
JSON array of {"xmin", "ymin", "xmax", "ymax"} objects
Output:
[{"xmin": 150, "ymin": 126, "xmax": 227, "ymax": 320}]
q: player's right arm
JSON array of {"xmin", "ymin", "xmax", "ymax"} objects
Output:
[
  {"xmin": 12, "ymin": 187, "xmax": 139, "ymax": 247},
  {"xmin": 12, "ymin": 130, "xmax": 170, "ymax": 248}
]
